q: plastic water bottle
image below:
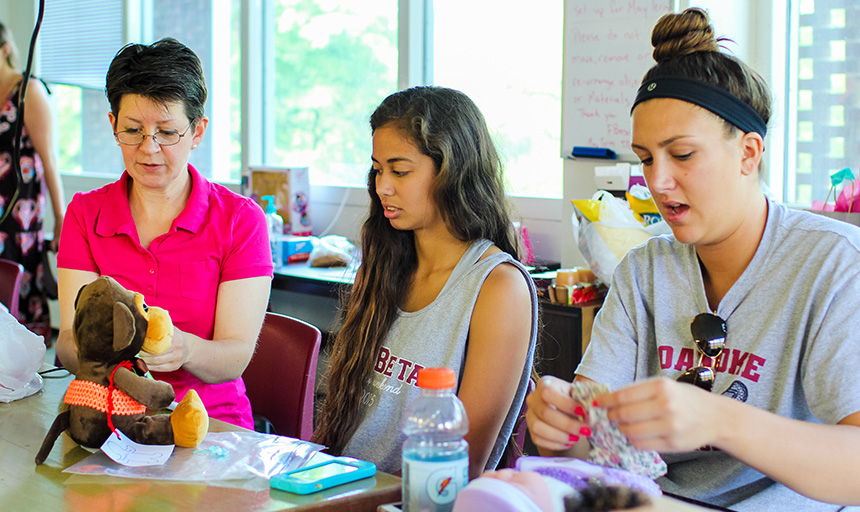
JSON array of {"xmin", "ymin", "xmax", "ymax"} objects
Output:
[
  {"xmin": 262, "ymin": 195, "xmax": 284, "ymax": 267},
  {"xmin": 402, "ymin": 367, "xmax": 469, "ymax": 512}
]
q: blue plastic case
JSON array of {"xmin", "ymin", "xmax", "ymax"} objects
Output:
[{"xmin": 270, "ymin": 457, "xmax": 377, "ymax": 494}]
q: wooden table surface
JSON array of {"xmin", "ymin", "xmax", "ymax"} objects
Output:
[{"xmin": 1, "ymin": 368, "xmax": 400, "ymax": 512}]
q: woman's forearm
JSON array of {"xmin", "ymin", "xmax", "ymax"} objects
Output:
[
  {"xmin": 177, "ymin": 328, "xmax": 256, "ymax": 384},
  {"xmin": 716, "ymin": 396, "xmax": 860, "ymax": 505}
]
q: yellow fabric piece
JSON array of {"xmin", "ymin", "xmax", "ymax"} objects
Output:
[{"xmin": 592, "ymin": 224, "xmax": 653, "ymax": 261}]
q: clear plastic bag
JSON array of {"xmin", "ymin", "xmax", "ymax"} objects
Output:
[
  {"xmin": 0, "ymin": 307, "xmax": 45, "ymax": 402},
  {"xmin": 63, "ymin": 431, "xmax": 324, "ymax": 491},
  {"xmin": 308, "ymin": 235, "xmax": 356, "ymax": 267},
  {"xmin": 572, "ymin": 191, "xmax": 670, "ymax": 283}
]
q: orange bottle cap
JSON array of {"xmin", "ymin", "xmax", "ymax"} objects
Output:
[{"xmin": 417, "ymin": 367, "xmax": 456, "ymax": 389}]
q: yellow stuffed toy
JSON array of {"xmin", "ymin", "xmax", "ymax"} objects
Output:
[{"xmin": 36, "ymin": 276, "xmax": 208, "ymax": 465}]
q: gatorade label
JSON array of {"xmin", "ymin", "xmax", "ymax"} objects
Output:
[{"xmin": 403, "ymin": 456, "xmax": 468, "ymax": 510}]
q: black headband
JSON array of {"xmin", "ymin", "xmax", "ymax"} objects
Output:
[{"xmin": 631, "ymin": 76, "xmax": 767, "ymax": 138}]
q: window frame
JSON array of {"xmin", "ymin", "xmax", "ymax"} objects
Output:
[{"xmin": 34, "ymin": 0, "xmax": 809, "ymax": 205}]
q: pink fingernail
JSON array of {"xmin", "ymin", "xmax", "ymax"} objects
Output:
[
  {"xmin": 574, "ymin": 406, "xmax": 585, "ymax": 416},
  {"xmin": 592, "ymin": 399, "xmax": 599, "ymax": 407},
  {"xmin": 568, "ymin": 434, "xmax": 580, "ymax": 443},
  {"xmin": 580, "ymin": 426, "xmax": 592, "ymax": 437}
]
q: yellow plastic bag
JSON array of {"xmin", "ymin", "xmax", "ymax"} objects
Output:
[{"xmin": 572, "ymin": 191, "xmax": 669, "ymax": 283}]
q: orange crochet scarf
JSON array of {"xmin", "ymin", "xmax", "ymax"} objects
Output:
[{"xmin": 64, "ymin": 361, "xmax": 146, "ymax": 438}]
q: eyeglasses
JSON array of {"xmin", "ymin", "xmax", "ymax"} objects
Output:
[
  {"xmin": 676, "ymin": 313, "xmax": 727, "ymax": 392},
  {"xmin": 114, "ymin": 124, "xmax": 193, "ymax": 146}
]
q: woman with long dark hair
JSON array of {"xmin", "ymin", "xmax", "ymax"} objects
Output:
[{"xmin": 313, "ymin": 86, "xmax": 538, "ymax": 479}]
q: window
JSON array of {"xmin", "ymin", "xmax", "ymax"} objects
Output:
[
  {"xmin": 258, "ymin": 0, "xmax": 562, "ymax": 197},
  {"xmin": 48, "ymin": 0, "xmax": 242, "ymax": 181},
  {"xmin": 433, "ymin": 1, "xmax": 563, "ymax": 198},
  {"xmin": 40, "ymin": 0, "xmax": 124, "ymax": 176},
  {"xmin": 47, "ymin": 1, "xmax": 561, "ymax": 197},
  {"xmin": 266, "ymin": 0, "xmax": 398, "ymax": 187},
  {"xmin": 53, "ymin": 84, "xmax": 119, "ymax": 175},
  {"xmin": 784, "ymin": 0, "xmax": 859, "ymax": 205},
  {"xmin": 47, "ymin": 0, "xmax": 860, "ymax": 206}
]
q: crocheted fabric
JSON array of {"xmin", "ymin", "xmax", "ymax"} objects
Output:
[{"xmin": 64, "ymin": 379, "xmax": 146, "ymax": 416}]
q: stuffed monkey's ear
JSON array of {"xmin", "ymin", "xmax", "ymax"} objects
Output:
[
  {"xmin": 113, "ymin": 302, "xmax": 137, "ymax": 353},
  {"xmin": 73, "ymin": 283, "xmax": 86, "ymax": 309}
]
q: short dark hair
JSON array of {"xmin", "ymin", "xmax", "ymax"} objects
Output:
[{"xmin": 105, "ymin": 38, "xmax": 207, "ymax": 126}]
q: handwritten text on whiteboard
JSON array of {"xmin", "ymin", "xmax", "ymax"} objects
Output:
[{"xmin": 562, "ymin": 0, "xmax": 670, "ymax": 156}]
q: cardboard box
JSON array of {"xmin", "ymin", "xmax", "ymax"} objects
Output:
[{"xmin": 242, "ymin": 166, "xmax": 312, "ymax": 235}]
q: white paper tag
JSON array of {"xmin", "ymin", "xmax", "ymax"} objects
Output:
[{"xmin": 100, "ymin": 429, "xmax": 175, "ymax": 467}]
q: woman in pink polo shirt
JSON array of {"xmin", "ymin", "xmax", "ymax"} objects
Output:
[{"xmin": 55, "ymin": 38, "xmax": 273, "ymax": 429}]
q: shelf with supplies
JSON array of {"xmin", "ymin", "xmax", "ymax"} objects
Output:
[
  {"xmin": 536, "ymin": 298, "xmax": 603, "ymax": 382},
  {"xmin": 532, "ymin": 269, "xmax": 604, "ymax": 382}
]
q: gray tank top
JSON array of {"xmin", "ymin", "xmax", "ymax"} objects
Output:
[{"xmin": 342, "ymin": 239, "xmax": 538, "ymax": 473}]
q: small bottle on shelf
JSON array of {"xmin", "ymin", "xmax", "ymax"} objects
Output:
[{"xmin": 262, "ymin": 195, "xmax": 284, "ymax": 267}]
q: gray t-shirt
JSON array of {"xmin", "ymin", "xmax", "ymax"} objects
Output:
[
  {"xmin": 344, "ymin": 239, "xmax": 538, "ymax": 474},
  {"xmin": 577, "ymin": 201, "xmax": 860, "ymax": 511}
]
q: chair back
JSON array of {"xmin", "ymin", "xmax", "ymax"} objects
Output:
[
  {"xmin": 243, "ymin": 312, "xmax": 321, "ymax": 440},
  {"xmin": 498, "ymin": 377, "xmax": 536, "ymax": 469},
  {"xmin": 0, "ymin": 258, "xmax": 25, "ymax": 321}
]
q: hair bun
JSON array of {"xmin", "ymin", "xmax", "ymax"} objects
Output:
[{"xmin": 651, "ymin": 8, "xmax": 719, "ymax": 63}]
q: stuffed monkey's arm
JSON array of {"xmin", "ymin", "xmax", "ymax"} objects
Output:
[{"xmin": 113, "ymin": 366, "xmax": 176, "ymax": 410}]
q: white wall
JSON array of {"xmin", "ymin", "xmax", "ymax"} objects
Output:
[
  {"xmin": 561, "ymin": 158, "xmax": 604, "ymax": 268},
  {"xmin": 0, "ymin": 1, "xmax": 39, "ymax": 72}
]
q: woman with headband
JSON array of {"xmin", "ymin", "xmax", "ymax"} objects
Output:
[{"xmin": 525, "ymin": 8, "xmax": 860, "ymax": 510}]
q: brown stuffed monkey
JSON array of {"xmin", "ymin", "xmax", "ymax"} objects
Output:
[{"xmin": 35, "ymin": 276, "xmax": 208, "ymax": 465}]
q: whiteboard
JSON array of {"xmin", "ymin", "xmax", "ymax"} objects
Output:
[{"xmin": 561, "ymin": 0, "xmax": 672, "ymax": 160}]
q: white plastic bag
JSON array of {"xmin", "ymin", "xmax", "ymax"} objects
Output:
[
  {"xmin": 0, "ymin": 307, "xmax": 45, "ymax": 402},
  {"xmin": 572, "ymin": 191, "xmax": 670, "ymax": 283},
  {"xmin": 308, "ymin": 235, "xmax": 356, "ymax": 267}
]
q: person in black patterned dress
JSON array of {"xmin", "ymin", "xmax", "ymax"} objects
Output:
[{"xmin": 0, "ymin": 23, "xmax": 64, "ymax": 342}]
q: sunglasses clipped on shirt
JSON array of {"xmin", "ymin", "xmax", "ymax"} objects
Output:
[{"xmin": 676, "ymin": 313, "xmax": 727, "ymax": 392}]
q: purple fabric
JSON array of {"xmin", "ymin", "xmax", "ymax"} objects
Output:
[{"xmin": 516, "ymin": 457, "xmax": 663, "ymax": 497}]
